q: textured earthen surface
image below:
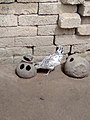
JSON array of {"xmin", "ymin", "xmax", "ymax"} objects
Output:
[
  {"xmin": 16, "ymin": 62, "xmax": 37, "ymax": 78},
  {"xmin": 64, "ymin": 54, "xmax": 90, "ymax": 78},
  {"xmin": 0, "ymin": 63, "xmax": 90, "ymax": 120}
]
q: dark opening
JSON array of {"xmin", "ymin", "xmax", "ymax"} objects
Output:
[
  {"xmin": 26, "ymin": 65, "xmax": 31, "ymax": 71},
  {"xmin": 20, "ymin": 64, "xmax": 24, "ymax": 69},
  {"xmin": 37, "ymin": 69, "xmax": 49, "ymax": 73},
  {"xmin": 23, "ymin": 56, "xmax": 31, "ymax": 61},
  {"xmin": 70, "ymin": 58, "xmax": 74, "ymax": 62}
]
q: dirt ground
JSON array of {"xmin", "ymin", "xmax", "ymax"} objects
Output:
[{"xmin": 0, "ymin": 64, "xmax": 90, "ymax": 120}]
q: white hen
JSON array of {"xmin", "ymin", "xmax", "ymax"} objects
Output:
[{"xmin": 35, "ymin": 46, "xmax": 64, "ymax": 75}]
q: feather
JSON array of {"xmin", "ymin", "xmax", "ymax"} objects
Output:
[{"xmin": 35, "ymin": 46, "xmax": 64, "ymax": 71}]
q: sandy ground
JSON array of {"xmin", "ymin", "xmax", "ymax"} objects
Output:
[{"xmin": 0, "ymin": 64, "xmax": 90, "ymax": 120}]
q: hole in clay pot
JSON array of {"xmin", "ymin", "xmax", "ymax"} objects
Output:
[
  {"xmin": 23, "ymin": 56, "xmax": 30, "ymax": 61},
  {"xmin": 26, "ymin": 65, "xmax": 31, "ymax": 71},
  {"xmin": 20, "ymin": 64, "xmax": 24, "ymax": 69},
  {"xmin": 70, "ymin": 58, "xmax": 74, "ymax": 62}
]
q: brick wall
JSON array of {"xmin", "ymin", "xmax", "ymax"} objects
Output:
[{"xmin": 0, "ymin": 0, "xmax": 90, "ymax": 63}]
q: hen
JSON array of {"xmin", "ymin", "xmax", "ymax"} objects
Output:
[{"xmin": 35, "ymin": 46, "xmax": 64, "ymax": 75}]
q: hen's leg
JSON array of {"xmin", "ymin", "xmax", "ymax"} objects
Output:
[{"xmin": 45, "ymin": 70, "xmax": 51, "ymax": 76}]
